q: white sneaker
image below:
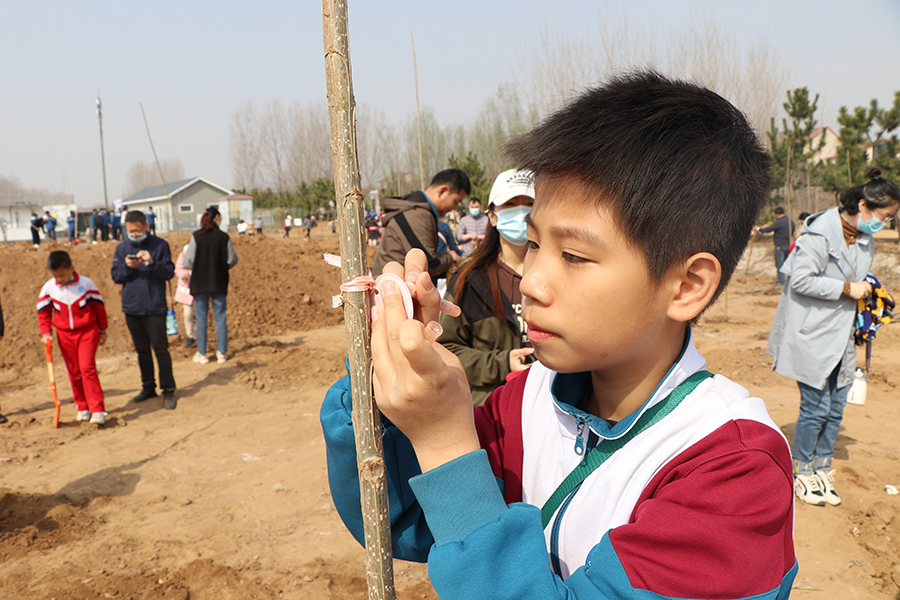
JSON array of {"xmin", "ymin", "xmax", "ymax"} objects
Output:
[
  {"xmin": 794, "ymin": 473, "xmax": 827, "ymax": 506},
  {"xmin": 216, "ymin": 352, "xmax": 227, "ymax": 364},
  {"xmin": 193, "ymin": 353, "xmax": 210, "ymax": 364},
  {"xmin": 76, "ymin": 410, "xmax": 91, "ymax": 422},
  {"xmin": 815, "ymin": 469, "xmax": 842, "ymax": 506},
  {"xmin": 89, "ymin": 412, "xmax": 107, "ymax": 425}
]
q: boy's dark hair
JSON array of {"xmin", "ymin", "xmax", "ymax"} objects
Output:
[
  {"xmin": 125, "ymin": 210, "xmax": 147, "ymax": 225},
  {"xmin": 47, "ymin": 250, "xmax": 72, "ymax": 270},
  {"xmin": 773, "ymin": 206, "xmax": 785, "ymax": 215},
  {"xmin": 468, "ymin": 197, "xmax": 482, "ymax": 206},
  {"xmin": 429, "ymin": 168, "xmax": 472, "ymax": 195},
  {"xmin": 838, "ymin": 167, "xmax": 900, "ymax": 215},
  {"xmin": 505, "ymin": 70, "xmax": 771, "ymax": 306}
]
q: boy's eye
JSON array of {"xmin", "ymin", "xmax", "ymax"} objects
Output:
[
  {"xmin": 526, "ymin": 240, "xmax": 539, "ymax": 251},
  {"xmin": 562, "ymin": 252, "xmax": 587, "ymax": 264}
]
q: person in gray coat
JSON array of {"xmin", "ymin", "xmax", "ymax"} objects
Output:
[{"xmin": 766, "ymin": 168, "xmax": 899, "ymax": 507}]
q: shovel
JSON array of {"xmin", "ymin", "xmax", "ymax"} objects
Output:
[{"xmin": 44, "ymin": 338, "xmax": 61, "ymax": 428}]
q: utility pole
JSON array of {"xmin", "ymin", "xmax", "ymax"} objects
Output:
[{"xmin": 96, "ymin": 95, "xmax": 110, "ymax": 211}]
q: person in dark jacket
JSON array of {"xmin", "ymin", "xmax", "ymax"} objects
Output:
[
  {"xmin": 756, "ymin": 206, "xmax": 796, "ymax": 285},
  {"xmin": 111, "ymin": 208, "xmax": 122, "ymax": 240},
  {"xmin": 371, "ymin": 168, "xmax": 469, "ymax": 278},
  {"xmin": 437, "ymin": 169, "xmax": 536, "ymax": 405},
  {"xmin": 98, "ymin": 209, "xmax": 110, "ymax": 241},
  {"xmin": 183, "ymin": 206, "xmax": 238, "ymax": 365},
  {"xmin": 30, "ymin": 213, "xmax": 44, "ymax": 248},
  {"xmin": 111, "ymin": 210, "xmax": 177, "ymax": 409}
]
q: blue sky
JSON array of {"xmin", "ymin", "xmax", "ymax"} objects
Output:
[{"xmin": 2, "ymin": 0, "xmax": 899, "ymax": 206}]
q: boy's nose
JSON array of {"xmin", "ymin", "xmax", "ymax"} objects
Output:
[{"xmin": 520, "ymin": 255, "xmax": 551, "ymax": 306}]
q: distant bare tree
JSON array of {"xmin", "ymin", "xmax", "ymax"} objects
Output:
[
  {"xmin": 124, "ymin": 159, "xmax": 184, "ymax": 197},
  {"xmin": 468, "ymin": 83, "xmax": 539, "ymax": 177},
  {"xmin": 286, "ymin": 101, "xmax": 332, "ymax": 187},
  {"xmin": 357, "ymin": 103, "xmax": 396, "ymax": 193},
  {"xmin": 515, "ymin": 10, "xmax": 787, "ymax": 142},
  {"xmin": 229, "ymin": 101, "xmax": 264, "ymax": 190}
]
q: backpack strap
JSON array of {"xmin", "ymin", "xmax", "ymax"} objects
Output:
[
  {"xmin": 540, "ymin": 369, "xmax": 714, "ymax": 528},
  {"xmin": 393, "ymin": 211, "xmax": 443, "ymax": 271}
]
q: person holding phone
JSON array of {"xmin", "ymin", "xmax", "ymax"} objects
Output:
[{"xmin": 110, "ymin": 210, "xmax": 177, "ymax": 410}]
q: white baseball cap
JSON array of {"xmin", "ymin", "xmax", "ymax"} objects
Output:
[{"xmin": 489, "ymin": 169, "xmax": 535, "ymax": 207}]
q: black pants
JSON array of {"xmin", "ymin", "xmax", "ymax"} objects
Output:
[
  {"xmin": 31, "ymin": 228, "xmax": 41, "ymax": 245},
  {"xmin": 149, "ymin": 224, "xmax": 156, "ymax": 236},
  {"xmin": 125, "ymin": 313, "xmax": 176, "ymax": 393}
]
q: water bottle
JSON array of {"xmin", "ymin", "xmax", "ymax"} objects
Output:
[
  {"xmin": 846, "ymin": 368, "xmax": 867, "ymax": 406},
  {"xmin": 166, "ymin": 309, "xmax": 179, "ymax": 336}
]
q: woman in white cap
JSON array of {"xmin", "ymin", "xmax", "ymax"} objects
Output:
[{"xmin": 437, "ymin": 169, "xmax": 535, "ymax": 405}]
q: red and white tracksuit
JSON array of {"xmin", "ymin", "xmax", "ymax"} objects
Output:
[{"xmin": 37, "ymin": 272, "xmax": 108, "ymax": 413}]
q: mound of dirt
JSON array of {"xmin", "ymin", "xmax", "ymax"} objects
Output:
[{"xmin": 0, "ymin": 231, "xmax": 364, "ymax": 390}]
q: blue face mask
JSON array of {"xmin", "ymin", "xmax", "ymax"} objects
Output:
[
  {"xmin": 495, "ymin": 205, "xmax": 531, "ymax": 246},
  {"xmin": 128, "ymin": 233, "xmax": 148, "ymax": 243},
  {"xmin": 857, "ymin": 214, "xmax": 885, "ymax": 235},
  {"xmin": 469, "ymin": 208, "xmax": 481, "ymax": 217}
]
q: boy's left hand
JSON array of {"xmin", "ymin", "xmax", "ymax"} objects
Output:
[{"xmin": 371, "ymin": 250, "xmax": 480, "ymax": 473}]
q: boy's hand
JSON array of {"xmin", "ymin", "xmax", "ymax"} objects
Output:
[
  {"xmin": 136, "ymin": 250, "xmax": 153, "ymax": 265},
  {"xmin": 372, "ymin": 250, "xmax": 480, "ymax": 473},
  {"xmin": 99, "ymin": 331, "xmax": 107, "ymax": 346},
  {"xmin": 41, "ymin": 333, "xmax": 52, "ymax": 343}
]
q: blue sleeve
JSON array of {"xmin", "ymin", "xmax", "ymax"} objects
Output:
[
  {"xmin": 149, "ymin": 240, "xmax": 175, "ymax": 281},
  {"xmin": 110, "ymin": 244, "xmax": 133, "ymax": 284},
  {"xmin": 320, "ymin": 369, "xmax": 436, "ymax": 562}
]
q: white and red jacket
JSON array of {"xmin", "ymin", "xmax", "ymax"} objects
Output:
[
  {"xmin": 38, "ymin": 272, "xmax": 108, "ymax": 335},
  {"xmin": 323, "ymin": 331, "xmax": 797, "ymax": 600}
]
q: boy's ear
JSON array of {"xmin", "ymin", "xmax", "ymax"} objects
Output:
[{"xmin": 666, "ymin": 252, "xmax": 721, "ymax": 322}]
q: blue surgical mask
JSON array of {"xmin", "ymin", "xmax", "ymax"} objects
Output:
[
  {"xmin": 129, "ymin": 233, "xmax": 148, "ymax": 243},
  {"xmin": 469, "ymin": 208, "xmax": 481, "ymax": 217},
  {"xmin": 495, "ymin": 205, "xmax": 531, "ymax": 246},
  {"xmin": 857, "ymin": 214, "xmax": 885, "ymax": 235}
]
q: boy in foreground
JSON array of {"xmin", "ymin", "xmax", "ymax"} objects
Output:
[{"xmin": 322, "ymin": 71, "xmax": 796, "ymax": 600}]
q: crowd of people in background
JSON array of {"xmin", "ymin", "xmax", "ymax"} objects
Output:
[{"xmin": 7, "ymin": 157, "xmax": 899, "ymax": 528}]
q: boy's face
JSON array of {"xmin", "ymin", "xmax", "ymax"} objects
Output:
[
  {"xmin": 521, "ymin": 177, "xmax": 674, "ymax": 376},
  {"xmin": 51, "ymin": 266, "xmax": 74, "ymax": 285}
]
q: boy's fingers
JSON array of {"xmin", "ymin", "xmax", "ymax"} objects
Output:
[
  {"xmin": 382, "ymin": 260, "xmax": 404, "ymax": 279},
  {"xmin": 370, "ymin": 306, "xmax": 396, "ymax": 393},
  {"xmin": 379, "ymin": 278, "xmax": 413, "ymax": 356},
  {"xmin": 415, "ymin": 271, "xmax": 442, "ymax": 324},
  {"xmin": 422, "ymin": 320, "xmax": 443, "ymax": 343},
  {"xmin": 398, "ymin": 320, "xmax": 449, "ymax": 381},
  {"xmin": 404, "ymin": 249, "xmax": 428, "ymax": 279}
]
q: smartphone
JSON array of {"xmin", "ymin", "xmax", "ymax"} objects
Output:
[{"xmin": 126, "ymin": 254, "xmax": 137, "ymax": 260}]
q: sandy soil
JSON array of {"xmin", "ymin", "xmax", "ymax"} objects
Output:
[{"xmin": 1, "ymin": 228, "xmax": 899, "ymax": 599}]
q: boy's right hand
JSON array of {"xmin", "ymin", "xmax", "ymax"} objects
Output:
[
  {"xmin": 41, "ymin": 333, "xmax": 52, "ymax": 343},
  {"xmin": 371, "ymin": 250, "xmax": 480, "ymax": 473}
]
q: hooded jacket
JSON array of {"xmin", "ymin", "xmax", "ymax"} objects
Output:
[
  {"xmin": 372, "ymin": 191, "xmax": 453, "ymax": 278},
  {"xmin": 766, "ymin": 207, "xmax": 874, "ymax": 389}
]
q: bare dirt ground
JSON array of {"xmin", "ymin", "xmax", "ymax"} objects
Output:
[{"xmin": 1, "ymin": 228, "xmax": 899, "ymax": 599}]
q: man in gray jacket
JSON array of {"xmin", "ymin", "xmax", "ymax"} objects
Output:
[{"xmin": 372, "ymin": 168, "xmax": 470, "ymax": 278}]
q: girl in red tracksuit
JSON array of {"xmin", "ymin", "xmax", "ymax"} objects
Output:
[{"xmin": 37, "ymin": 251, "xmax": 109, "ymax": 424}]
